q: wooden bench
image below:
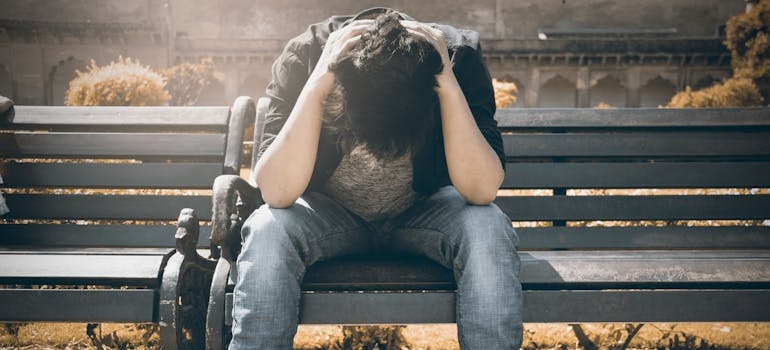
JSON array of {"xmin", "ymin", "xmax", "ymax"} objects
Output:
[
  {"xmin": 201, "ymin": 97, "xmax": 770, "ymax": 348},
  {"xmin": 0, "ymin": 96, "xmax": 255, "ymax": 349}
]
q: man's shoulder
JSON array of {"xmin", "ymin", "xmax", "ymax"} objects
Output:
[
  {"xmin": 286, "ymin": 14, "xmax": 352, "ymax": 48},
  {"xmin": 429, "ymin": 23, "xmax": 481, "ymax": 51}
]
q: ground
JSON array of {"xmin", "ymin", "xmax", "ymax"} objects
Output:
[{"xmin": 1, "ymin": 323, "xmax": 769, "ymax": 349}]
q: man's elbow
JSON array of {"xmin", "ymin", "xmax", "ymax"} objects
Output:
[
  {"xmin": 457, "ymin": 182, "xmax": 500, "ymax": 206},
  {"xmin": 258, "ymin": 185, "xmax": 300, "ymax": 209},
  {"xmin": 261, "ymin": 193, "xmax": 298, "ymax": 209},
  {"xmin": 456, "ymin": 171, "xmax": 503, "ymax": 205},
  {"xmin": 463, "ymin": 190, "xmax": 498, "ymax": 206}
]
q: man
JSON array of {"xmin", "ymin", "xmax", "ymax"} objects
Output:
[{"xmin": 231, "ymin": 8, "xmax": 522, "ymax": 349}]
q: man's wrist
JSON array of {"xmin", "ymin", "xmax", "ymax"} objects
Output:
[
  {"xmin": 435, "ymin": 71, "xmax": 461, "ymax": 97},
  {"xmin": 306, "ymin": 71, "xmax": 336, "ymax": 96}
]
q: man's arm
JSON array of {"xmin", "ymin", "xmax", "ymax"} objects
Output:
[
  {"xmin": 254, "ymin": 22, "xmax": 371, "ymax": 208},
  {"xmin": 436, "ymin": 60, "xmax": 505, "ymax": 205},
  {"xmin": 405, "ymin": 23, "xmax": 504, "ymax": 205}
]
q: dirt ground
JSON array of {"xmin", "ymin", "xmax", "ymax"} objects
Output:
[{"xmin": 1, "ymin": 323, "xmax": 769, "ymax": 349}]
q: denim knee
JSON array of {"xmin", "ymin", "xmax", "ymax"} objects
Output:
[
  {"xmin": 237, "ymin": 204, "xmax": 308, "ymax": 281},
  {"xmin": 456, "ymin": 205, "xmax": 518, "ymax": 251}
]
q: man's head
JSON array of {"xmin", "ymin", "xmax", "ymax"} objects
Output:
[{"xmin": 325, "ymin": 11, "xmax": 444, "ymax": 158}]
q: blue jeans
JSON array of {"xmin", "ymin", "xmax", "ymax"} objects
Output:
[{"xmin": 230, "ymin": 186, "xmax": 522, "ymax": 349}]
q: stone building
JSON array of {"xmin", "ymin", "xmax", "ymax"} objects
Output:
[{"xmin": 0, "ymin": 0, "xmax": 747, "ymax": 107}]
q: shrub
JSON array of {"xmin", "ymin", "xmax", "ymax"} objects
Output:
[
  {"xmin": 493, "ymin": 78, "xmax": 518, "ymax": 109},
  {"xmin": 162, "ymin": 58, "xmax": 216, "ymax": 106},
  {"xmin": 725, "ymin": 0, "xmax": 770, "ymax": 79},
  {"xmin": 725, "ymin": 0, "xmax": 770, "ymax": 100},
  {"xmin": 666, "ymin": 77, "xmax": 764, "ymax": 107},
  {"xmin": 65, "ymin": 57, "xmax": 170, "ymax": 106},
  {"xmin": 595, "ymin": 102, "xmax": 615, "ymax": 109}
]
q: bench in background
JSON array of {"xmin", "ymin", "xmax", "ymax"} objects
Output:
[
  {"xmin": 200, "ymin": 98, "xmax": 770, "ymax": 349},
  {"xmin": 0, "ymin": 97, "xmax": 255, "ymax": 350}
]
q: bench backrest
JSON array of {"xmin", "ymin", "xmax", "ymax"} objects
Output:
[
  {"xmin": 250, "ymin": 98, "xmax": 770, "ymax": 251},
  {"xmin": 0, "ymin": 98, "xmax": 254, "ymax": 248},
  {"xmin": 496, "ymin": 107, "xmax": 770, "ymax": 250}
]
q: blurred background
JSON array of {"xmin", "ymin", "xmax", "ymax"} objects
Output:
[{"xmin": 0, "ymin": 0, "xmax": 758, "ymax": 107}]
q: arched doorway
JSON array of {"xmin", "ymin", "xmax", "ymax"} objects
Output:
[
  {"xmin": 640, "ymin": 76, "xmax": 677, "ymax": 107},
  {"xmin": 590, "ymin": 75, "xmax": 625, "ymax": 108},
  {"xmin": 539, "ymin": 75, "xmax": 576, "ymax": 107},
  {"xmin": 48, "ymin": 57, "xmax": 87, "ymax": 106}
]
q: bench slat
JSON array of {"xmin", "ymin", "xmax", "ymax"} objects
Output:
[
  {"xmin": 0, "ymin": 289, "xmax": 157, "ymax": 322},
  {"xmin": 8, "ymin": 225, "xmax": 765, "ymax": 251},
  {"xmin": 288, "ymin": 290, "xmax": 770, "ymax": 324},
  {"xmin": 0, "ymin": 132, "xmax": 227, "ymax": 159},
  {"xmin": 298, "ymin": 251, "xmax": 770, "ymax": 291},
  {"xmin": 517, "ymin": 226, "xmax": 770, "ymax": 250},
  {"xmin": 5, "ymin": 106, "xmax": 230, "ymax": 128},
  {"xmin": 521, "ymin": 250, "xmax": 770, "ymax": 288},
  {"xmin": 503, "ymin": 161, "xmax": 770, "ymax": 188},
  {"xmin": 3, "ymin": 194, "xmax": 212, "ymax": 220},
  {"xmin": 0, "ymin": 224, "xmax": 211, "ymax": 248},
  {"xmin": 496, "ymin": 195, "xmax": 770, "ymax": 221},
  {"xmin": 495, "ymin": 108, "xmax": 770, "ymax": 129},
  {"xmin": 502, "ymin": 132, "xmax": 770, "ymax": 158},
  {"xmin": 0, "ymin": 251, "xmax": 172, "ymax": 285},
  {"xmin": 0, "ymin": 162, "xmax": 223, "ymax": 188}
]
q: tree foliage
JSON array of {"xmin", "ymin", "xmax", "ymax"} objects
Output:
[
  {"xmin": 493, "ymin": 78, "xmax": 518, "ymax": 109},
  {"xmin": 162, "ymin": 58, "xmax": 216, "ymax": 106},
  {"xmin": 65, "ymin": 57, "xmax": 170, "ymax": 106},
  {"xmin": 667, "ymin": 77, "xmax": 763, "ymax": 107},
  {"xmin": 667, "ymin": 1, "xmax": 769, "ymax": 107},
  {"xmin": 725, "ymin": 0, "xmax": 770, "ymax": 80}
]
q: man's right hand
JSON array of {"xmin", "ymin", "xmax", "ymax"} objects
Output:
[{"xmin": 310, "ymin": 20, "xmax": 373, "ymax": 84}]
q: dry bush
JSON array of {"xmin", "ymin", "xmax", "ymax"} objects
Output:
[
  {"xmin": 340, "ymin": 326, "xmax": 408, "ymax": 350},
  {"xmin": 493, "ymin": 78, "xmax": 518, "ymax": 109},
  {"xmin": 162, "ymin": 58, "xmax": 216, "ymax": 106},
  {"xmin": 65, "ymin": 57, "xmax": 170, "ymax": 106},
  {"xmin": 595, "ymin": 101, "xmax": 615, "ymax": 109},
  {"xmin": 666, "ymin": 77, "xmax": 763, "ymax": 107},
  {"xmin": 725, "ymin": 0, "xmax": 770, "ymax": 100}
]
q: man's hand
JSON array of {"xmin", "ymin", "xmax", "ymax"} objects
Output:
[
  {"xmin": 311, "ymin": 20, "xmax": 373, "ymax": 81},
  {"xmin": 400, "ymin": 21, "xmax": 451, "ymax": 75}
]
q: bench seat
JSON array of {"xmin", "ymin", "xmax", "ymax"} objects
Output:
[{"xmin": 218, "ymin": 250, "xmax": 770, "ymax": 326}]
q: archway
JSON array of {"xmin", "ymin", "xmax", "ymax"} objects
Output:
[
  {"xmin": 48, "ymin": 57, "xmax": 87, "ymax": 106},
  {"xmin": 640, "ymin": 76, "xmax": 677, "ymax": 107},
  {"xmin": 590, "ymin": 75, "xmax": 625, "ymax": 108},
  {"xmin": 539, "ymin": 75, "xmax": 575, "ymax": 107}
]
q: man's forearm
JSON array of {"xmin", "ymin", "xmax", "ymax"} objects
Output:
[
  {"xmin": 254, "ymin": 75, "xmax": 333, "ymax": 208},
  {"xmin": 437, "ymin": 74, "xmax": 504, "ymax": 205}
]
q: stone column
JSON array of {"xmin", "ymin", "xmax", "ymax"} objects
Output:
[
  {"xmin": 525, "ymin": 67, "xmax": 540, "ymax": 107},
  {"xmin": 626, "ymin": 66, "xmax": 641, "ymax": 107},
  {"xmin": 576, "ymin": 67, "xmax": 590, "ymax": 108},
  {"xmin": 223, "ymin": 68, "xmax": 240, "ymax": 104}
]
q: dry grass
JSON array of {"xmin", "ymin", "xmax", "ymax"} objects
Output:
[{"xmin": 2, "ymin": 323, "xmax": 769, "ymax": 349}]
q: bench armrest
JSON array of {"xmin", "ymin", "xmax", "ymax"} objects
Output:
[{"xmin": 211, "ymin": 174, "xmax": 262, "ymax": 260}]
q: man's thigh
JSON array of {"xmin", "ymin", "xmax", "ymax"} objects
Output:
[
  {"xmin": 240, "ymin": 191, "xmax": 377, "ymax": 267},
  {"xmin": 386, "ymin": 186, "xmax": 518, "ymax": 269}
]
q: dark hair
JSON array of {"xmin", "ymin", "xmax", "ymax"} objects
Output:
[{"xmin": 324, "ymin": 11, "xmax": 444, "ymax": 159}]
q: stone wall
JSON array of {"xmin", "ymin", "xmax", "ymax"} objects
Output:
[
  {"xmin": 168, "ymin": 0, "xmax": 743, "ymax": 40},
  {"xmin": 0, "ymin": 0, "xmax": 747, "ymax": 106}
]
